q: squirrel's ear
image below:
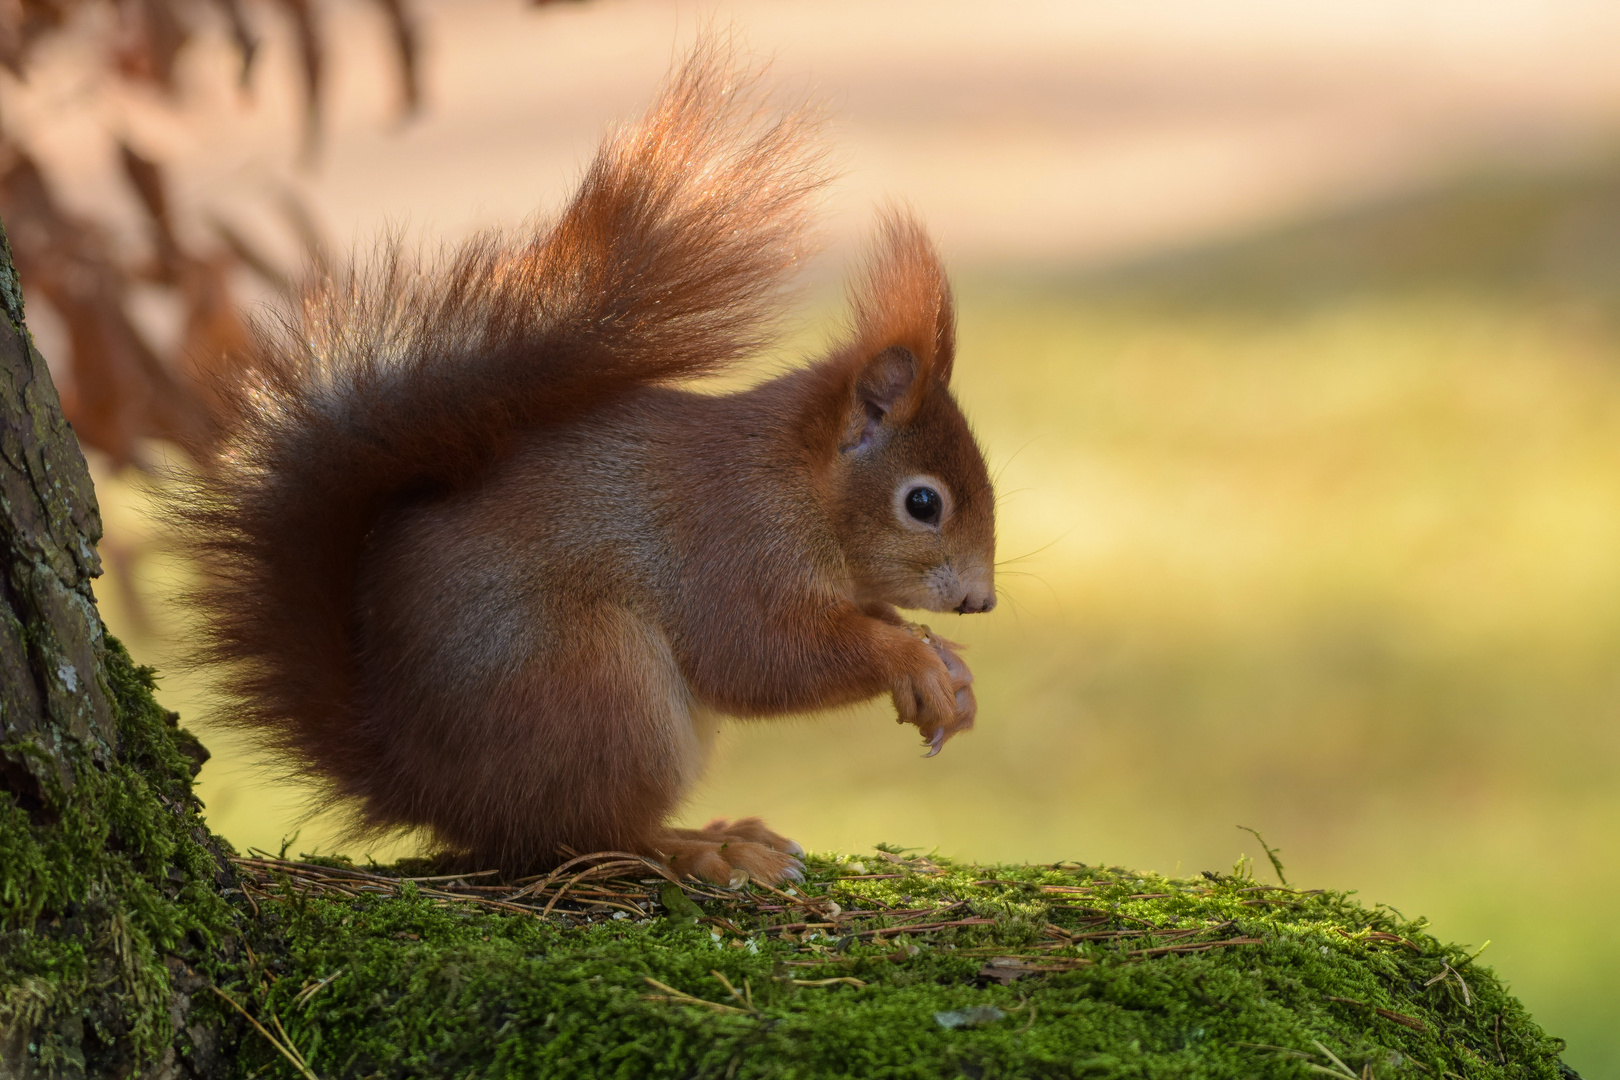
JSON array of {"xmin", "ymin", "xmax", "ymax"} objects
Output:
[
  {"xmin": 842, "ymin": 346, "xmax": 919, "ymax": 452},
  {"xmin": 847, "ymin": 210, "xmax": 955, "ymax": 388}
]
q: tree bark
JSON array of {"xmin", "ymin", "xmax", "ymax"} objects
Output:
[
  {"xmin": 0, "ymin": 212, "xmax": 114, "ymax": 802},
  {"xmin": 0, "ymin": 218, "xmax": 237, "ymax": 1079}
]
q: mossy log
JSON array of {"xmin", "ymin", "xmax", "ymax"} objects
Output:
[
  {"xmin": 0, "ymin": 217, "xmax": 1583, "ymax": 1080},
  {"xmin": 213, "ymin": 849, "xmax": 1577, "ymax": 1080}
]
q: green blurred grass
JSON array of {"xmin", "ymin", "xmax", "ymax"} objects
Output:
[{"xmin": 93, "ymin": 154, "xmax": 1620, "ymax": 1076}]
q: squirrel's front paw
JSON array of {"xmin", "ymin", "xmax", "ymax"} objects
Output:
[{"xmin": 890, "ymin": 623, "xmax": 976, "ymax": 757}]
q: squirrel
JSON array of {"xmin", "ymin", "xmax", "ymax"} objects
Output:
[{"xmin": 174, "ymin": 44, "xmax": 997, "ymax": 887}]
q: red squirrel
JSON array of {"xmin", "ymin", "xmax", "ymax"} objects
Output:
[{"xmin": 176, "ymin": 46, "xmax": 996, "ymax": 886}]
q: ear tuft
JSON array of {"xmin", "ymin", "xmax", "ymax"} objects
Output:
[{"xmin": 846, "ymin": 210, "xmax": 956, "ymax": 391}]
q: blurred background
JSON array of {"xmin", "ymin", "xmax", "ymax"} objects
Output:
[{"xmin": 5, "ymin": 0, "xmax": 1617, "ymax": 1071}]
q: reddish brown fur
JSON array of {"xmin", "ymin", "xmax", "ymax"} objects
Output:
[{"xmin": 175, "ymin": 44, "xmax": 996, "ymax": 883}]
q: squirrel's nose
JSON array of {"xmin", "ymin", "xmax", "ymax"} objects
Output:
[{"xmin": 955, "ymin": 592, "xmax": 996, "ymax": 615}]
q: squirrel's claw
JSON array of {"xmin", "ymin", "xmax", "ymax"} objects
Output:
[{"xmin": 892, "ymin": 620, "xmax": 976, "ymax": 757}]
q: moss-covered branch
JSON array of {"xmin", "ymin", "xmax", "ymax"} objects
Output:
[{"xmin": 218, "ymin": 850, "xmax": 1572, "ymax": 1079}]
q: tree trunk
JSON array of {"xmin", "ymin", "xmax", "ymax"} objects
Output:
[{"xmin": 0, "ymin": 219, "xmax": 237, "ymax": 1078}]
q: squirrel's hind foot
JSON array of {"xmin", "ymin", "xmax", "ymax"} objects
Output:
[
  {"xmin": 658, "ymin": 818, "xmax": 805, "ymax": 887},
  {"xmin": 688, "ymin": 816, "xmax": 805, "ymax": 856}
]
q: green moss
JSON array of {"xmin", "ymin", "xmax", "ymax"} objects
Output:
[
  {"xmin": 225, "ymin": 851, "xmax": 1570, "ymax": 1080},
  {"xmin": 0, "ymin": 636, "xmax": 1576, "ymax": 1078},
  {"xmin": 0, "ymin": 636, "xmax": 239, "ymax": 1070}
]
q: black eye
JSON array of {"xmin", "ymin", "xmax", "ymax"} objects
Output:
[{"xmin": 905, "ymin": 486, "xmax": 942, "ymax": 525}]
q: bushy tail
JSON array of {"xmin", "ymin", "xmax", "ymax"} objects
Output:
[{"xmin": 173, "ymin": 44, "xmax": 827, "ymax": 805}]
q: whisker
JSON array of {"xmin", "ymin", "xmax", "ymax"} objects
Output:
[
  {"xmin": 993, "ymin": 567, "xmax": 1068, "ymax": 622},
  {"xmin": 993, "ymin": 584, "xmax": 1029, "ymax": 621},
  {"xmin": 990, "ymin": 437, "xmax": 1039, "ymax": 487},
  {"xmin": 996, "ymin": 531, "xmax": 1069, "ymax": 568}
]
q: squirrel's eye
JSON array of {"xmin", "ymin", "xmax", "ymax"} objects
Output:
[{"xmin": 905, "ymin": 486, "xmax": 943, "ymax": 525}]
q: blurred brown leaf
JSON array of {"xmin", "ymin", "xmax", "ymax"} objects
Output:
[
  {"xmin": 211, "ymin": 0, "xmax": 259, "ymax": 88},
  {"xmin": 0, "ymin": 150, "xmax": 214, "ymax": 465},
  {"xmin": 372, "ymin": 0, "xmax": 420, "ymax": 117},
  {"xmin": 272, "ymin": 0, "xmax": 325, "ymax": 162},
  {"xmin": 114, "ymin": 0, "xmax": 191, "ymax": 89},
  {"xmin": 0, "ymin": 0, "xmax": 439, "ymax": 467}
]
